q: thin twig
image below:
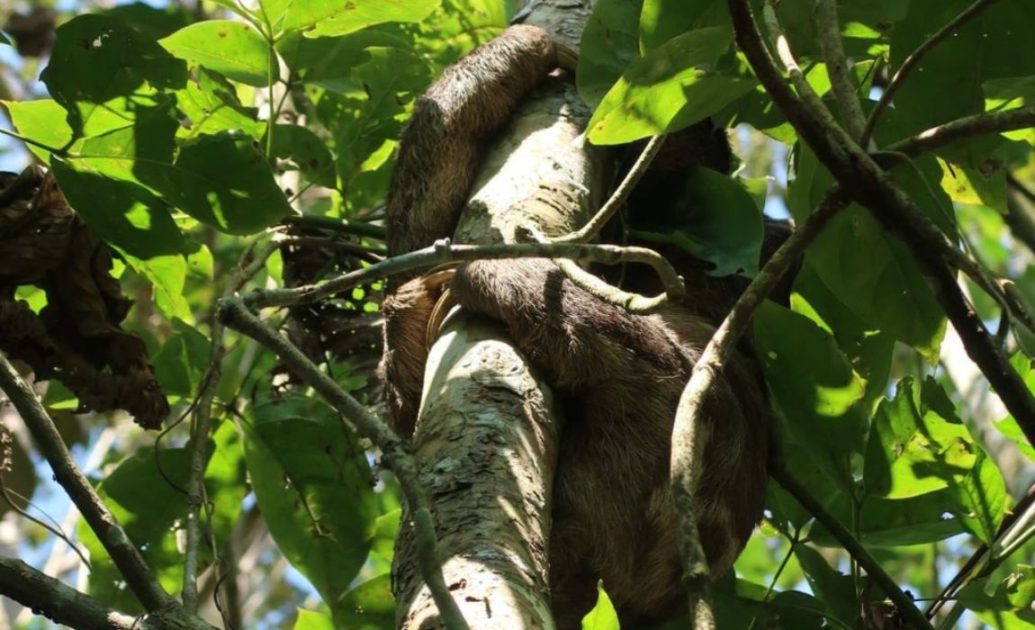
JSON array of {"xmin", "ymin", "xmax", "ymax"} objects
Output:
[
  {"xmin": 0, "ymin": 352, "xmax": 173, "ymax": 612},
  {"xmin": 888, "ymin": 105, "xmax": 1035, "ymax": 157},
  {"xmin": 551, "ymin": 135, "xmax": 666, "ymax": 243},
  {"xmin": 771, "ymin": 465, "xmax": 933, "ymax": 630},
  {"xmin": 728, "ymin": 0, "xmax": 1035, "ymax": 449},
  {"xmin": 216, "ymin": 301, "xmax": 469, "ymax": 630},
  {"xmin": 861, "ymin": 0, "xmax": 1005, "ymax": 145},
  {"xmin": 0, "ymin": 555, "xmax": 146, "ymax": 630},
  {"xmin": 182, "ymin": 240, "xmax": 279, "ymax": 613},
  {"xmin": 280, "ymin": 214, "xmax": 387, "ymax": 240},
  {"xmin": 813, "ymin": 0, "xmax": 867, "ymax": 141},
  {"xmin": 244, "ymin": 239, "xmax": 685, "ymax": 309}
]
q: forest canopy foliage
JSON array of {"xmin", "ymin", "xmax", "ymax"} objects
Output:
[{"xmin": 0, "ymin": 0, "xmax": 1034, "ymax": 628}]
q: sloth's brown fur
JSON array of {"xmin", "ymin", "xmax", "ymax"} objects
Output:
[{"xmin": 381, "ymin": 24, "xmax": 778, "ymax": 627}]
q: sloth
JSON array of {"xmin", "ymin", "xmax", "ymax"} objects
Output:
[{"xmin": 380, "ymin": 25, "xmax": 781, "ymax": 627}]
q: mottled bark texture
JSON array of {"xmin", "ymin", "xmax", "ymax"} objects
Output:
[{"xmin": 390, "ymin": 77, "xmax": 607, "ymax": 629}]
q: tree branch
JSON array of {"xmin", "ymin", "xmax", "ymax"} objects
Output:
[
  {"xmin": 670, "ymin": 188, "xmax": 845, "ymax": 624},
  {"xmin": 0, "ymin": 555, "xmax": 146, "ymax": 630},
  {"xmin": 728, "ymin": 0, "xmax": 1035, "ymax": 449},
  {"xmin": 216, "ymin": 301, "xmax": 469, "ymax": 630},
  {"xmin": 0, "ymin": 352, "xmax": 173, "ymax": 612},
  {"xmin": 770, "ymin": 466, "xmax": 933, "ymax": 630},
  {"xmin": 861, "ymin": 0, "xmax": 1005, "ymax": 145},
  {"xmin": 813, "ymin": 0, "xmax": 867, "ymax": 141},
  {"xmin": 183, "ymin": 240, "xmax": 279, "ymax": 613},
  {"xmin": 244, "ymin": 239, "xmax": 685, "ymax": 309},
  {"xmin": 887, "ymin": 106, "xmax": 1035, "ymax": 157}
]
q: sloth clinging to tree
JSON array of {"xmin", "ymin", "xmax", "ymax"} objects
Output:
[{"xmin": 381, "ymin": 23, "xmax": 786, "ymax": 628}]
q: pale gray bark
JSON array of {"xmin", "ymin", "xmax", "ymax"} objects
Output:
[{"xmin": 393, "ymin": 65, "xmax": 610, "ymax": 630}]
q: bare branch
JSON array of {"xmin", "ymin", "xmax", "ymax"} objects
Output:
[
  {"xmin": 813, "ymin": 0, "xmax": 867, "ymax": 140},
  {"xmin": 770, "ymin": 466, "xmax": 934, "ymax": 630},
  {"xmin": 183, "ymin": 240, "xmax": 279, "ymax": 612},
  {"xmin": 861, "ymin": 0, "xmax": 1005, "ymax": 145},
  {"xmin": 888, "ymin": 106, "xmax": 1035, "ymax": 157},
  {"xmin": 244, "ymin": 239, "xmax": 685, "ymax": 309},
  {"xmin": 216, "ymin": 301, "xmax": 469, "ymax": 630},
  {"xmin": 0, "ymin": 352, "xmax": 173, "ymax": 612},
  {"xmin": 670, "ymin": 188, "xmax": 845, "ymax": 624},
  {"xmin": 0, "ymin": 555, "xmax": 146, "ymax": 630}
]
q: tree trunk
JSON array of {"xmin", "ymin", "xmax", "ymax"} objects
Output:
[{"xmin": 392, "ymin": 22, "xmax": 609, "ymax": 626}]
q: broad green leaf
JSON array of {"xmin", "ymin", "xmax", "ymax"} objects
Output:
[
  {"xmin": 71, "ymin": 125, "xmax": 291, "ymax": 235},
  {"xmin": 78, "ymin": 424, "xmax": 244, "ymax": 612},
  {"xmin": 294, "ymin": 609, "xmax": 335, "ymax": 630},
  {"xmin": 332, "ymin": 574, "xmax": 395, "ymax": 629},
  {"xmin": 175, "ymin": 68, "xmax": 264, "ymax": 140},
  {"xmin": 792, "ymin": 264, "xmax": 894, "ymax": 417},
  {"xmin": 277, "ymin": 31, "xmax": 414, "ymax": 83},
  {"xmin": 41, "ymin": 15, "xmax": 187, "ymax": 135},
  {"xmin": 639, "ymin": 0, "xmax": 727, "ymax": 53},
  {"xmin": 787, "ymin": 147, "xmax": 947, "ymax": 360},
  {"xmin": 578, "ymin": 0, "xmax": 643, "ymax": 107},
  {"xmin": 864, "ymin": 378, "xmax": 1007, "ymax": 543},
  {"xmin": 161, "ymin": 21, "xmax": 274, "ymax": 87},
  {"xmin": 240, "ymin": 396, "xmax": 378, "ymax": 605},
  {"xmin": 854, "ymin": 491, "xmax": 968, "ymax": 547},
  {"xmin": 888, "ymin": 0, "xmax": 1035, "ymax": 138},
  {"xmin": 995, "ymin": 354, "xmax": 1035, "ymax": 460},
  {"xmin": 710, "ymin": 578, "xmax": 827, "ymax": 630},
  {"xmin": 957, "ymin": 567, "xmax": 1035, "ymax": 630},
  {"xmin": 865, "ymin": 378, "xmax": 977, "ymax": 499},
  {"xmin": 153, "ymin": 319, "xmax": 211, "ymax": 398},
  {"xmin": 587, "ymin": 27, "xmax": 755, "ymax": 145},
  {"xmin": 305, "ymin": 0, "xmax": 440, "ymax": 38},
  {"xmin": 124, "ymin": 251, "xmax": 191, "ymax": 321},
  {"xmin": 269, "ymin": 124, "xmax": 336, "ymax": 187},
  {"xmin": 50, "ymin": 157, "xmax": 187, "ymax": 259},
  {"xmin": 794, "ymin": 545, "xmax": 858, "ymax": 627},
  {"xmin": 754, "ymin": 301, "xmax": 868, "ymax": 472},
  {"xmin": 101, "ymin": 3, "xmax": 193, "ymax": 41},
  {"xmin": 6, "ymin": 99, "xmax": 74, "ymax": 161},
  {"xmin": 581, "ymin": 582, "xmax": 620, "ymax": 630},
  {"xmin": 629, "ymin": 167, "xmax": 763, "ymax": 276}
]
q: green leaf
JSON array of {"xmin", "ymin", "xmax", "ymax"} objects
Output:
[
  {"xmin": 957, "ymin": 567, "xmax": 1035, "ymax": 629},
  {"xmin": 794, "ymin": 545, "xmax": 858, "ymax": 627},
  {"xmin": 754, "ymin": 301, "xmax": 868, "ymax": 475},
  {"xmin": 153, "ymin": 319, "xmax": 211, "ymax": 398},
  {"xmin": 995, "ymin": 354, "xmax": 1035, "ymax": 461},
  {"xmin": 639, "ymin": 0, "xmax": 728, "ymax": 53},
  {"xmin": 41, "ymin": 15, "xmax": 187, "ymax": 135},
  {"xmin": 629, "ymin": 168, "xmax": 763, "ymax": 276},
  {"xmin": 304, "ymin": 0, "xmax": 441, "ymax": 38},
  {"xmin": 332, "ymin": 574, "xmax": 395, "ymax": 629},
  {"xmin": 294, "ymin": 609, "xmax": 335, "ymax": 630},
  {"xmin": 578, "ymin": 0, "xmax": 643, "ymax": 107},
  {"xmin": 79, "ymin": 424, "xmax": 244, "ymax": 612},
  {"xmin": 50, "ymin": 157, "xmax": 187, "ymax": 259},
  {"xmin": 269, "ymin": 124, "xmax": 336, "ymax": 187},
  {"xmin": 587, "ymin": 27, "xmax": 755, "ymax": 144},
  {"xmin": 5, "ymin": 99, "xmax": 74, "ymax": 161},
  {"xmin": 787, "ymin": 147, "xmax": 948, "ymax": 361},
  {"xmin": 581, "ymin": 582, "xmax": 620, "ymax": 630},
  {"xmin": 175, "ymin": 68, "xmax": 264, "ymax": 140},
  {"xmin": 69, "ymin": 123, "xmax": 291, "ymax": 235},
  {"xmin": 160, "ymin": 21, "xmax": 274, "ymax": 87},
  {"xmin": 864, "ymin": 378, "xmax": 1007, "ymax": 544},
  {"xmin": 888, "ymin": 0, "xmax": 1035, "ymax": 139},
  {"xmin": 240, "ymin": 396, "xmax": 378, "ymax": 605}
]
